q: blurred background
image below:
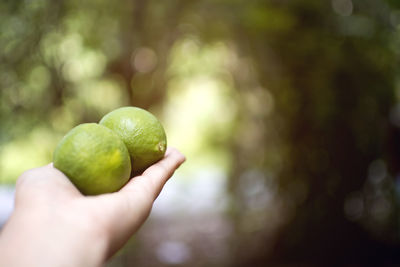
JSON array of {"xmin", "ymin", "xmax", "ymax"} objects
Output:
[{"xmin": 1, "ymin": 0, "xmax": 400, "ymax": 266}]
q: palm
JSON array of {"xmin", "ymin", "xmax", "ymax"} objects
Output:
[{"xmin": 15, "ymin": 147, "xmax": 185, "ymax": 257}]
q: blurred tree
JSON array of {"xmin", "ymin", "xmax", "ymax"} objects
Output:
[
  {"xmin": 0, "ymin": 0, "xmax": 195, "ymax": 182},
  {"xmin": 218, "ymin": 0, "xmax": 400, "ymax": 265}
]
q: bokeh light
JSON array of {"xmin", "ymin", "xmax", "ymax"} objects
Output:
[{"xmin": 1, "ymin": 0, "xmax": 400, "ymax": 266}]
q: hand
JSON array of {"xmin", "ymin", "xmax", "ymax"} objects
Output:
[{"xmin": 0, "ymin": 147, "xmax": 185, "ymax": 267}]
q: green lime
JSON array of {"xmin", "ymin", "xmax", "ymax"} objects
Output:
[
  {"xmin": 53, "ymin": 123, "xmax": 131, "ymax": 195},
  {"xmin": 99, "ymin": 106, "xmax": 167, "ymax": 173}
]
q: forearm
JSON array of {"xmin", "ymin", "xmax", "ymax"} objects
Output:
[{"xmin": 0, "ymin": 208, "xmax": 108, "ymax": 267}]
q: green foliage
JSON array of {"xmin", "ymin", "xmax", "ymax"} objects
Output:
[{"xmin": 1, "ymin": 0, "xmax": 400, "ymax": 265}]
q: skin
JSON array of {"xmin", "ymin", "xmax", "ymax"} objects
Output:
[{"xmin": 0, "ymin": 147, "xmax": 185, "ymax": 267}]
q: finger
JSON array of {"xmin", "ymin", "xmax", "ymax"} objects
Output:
[
  {"xmin": 121, "ymin": 147, "xmax": 186, "ymax": 199},
  {"xmin": 94, "ymin": 147, "xmax": 185, "ymax": 255}
]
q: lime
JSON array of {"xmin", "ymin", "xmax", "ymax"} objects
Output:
[
  {"xmin": 99, "ymin": 107, "xmax": 167, "ymax": 173},
  {"xmin": 53, "ymin": 123, "xmax": 131, "ymax": 195}
]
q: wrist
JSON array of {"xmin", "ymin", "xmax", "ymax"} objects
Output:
[{"xmin": 0, "ymin": 206, "xmax": 109, "ymax": 267}]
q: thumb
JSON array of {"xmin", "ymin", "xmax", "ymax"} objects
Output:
[{"xmin": 15, "ymin": 164, "xmax": 81, "ymax": 206}]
